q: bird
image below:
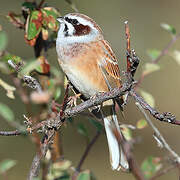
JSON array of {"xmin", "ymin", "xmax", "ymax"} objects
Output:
[{"xmin": 56, "ymin": 13, "xmax": 129, "ymax": 171}]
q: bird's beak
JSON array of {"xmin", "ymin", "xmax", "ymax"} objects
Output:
[{"xmin": 57, "ymin": 16, "xmax": 64, "ymax": 23}]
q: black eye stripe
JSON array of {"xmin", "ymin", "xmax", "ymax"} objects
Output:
[
  {"xmin": 64, "ymin": 24, "xmax": 68, "ymax": 32},
  {"xmin": 65, "ymin": 17, "xmax": 79, "ymax": 25},
  {"xmin": 64, "ymin": 24, "xmax": 68, "ymax": 37}
]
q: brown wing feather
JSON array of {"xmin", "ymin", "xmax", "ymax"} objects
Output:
[{"xmin": 99, "ymin": 40, "xmax": 122, "ymax": 89}]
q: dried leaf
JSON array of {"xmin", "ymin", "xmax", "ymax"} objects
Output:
[
  {"xmin": 36, "ymin": 56, "xmax": 50, "ymax": 74},
  {"xmin": 161, "ymin": 23, "xmax": 176, "ymax": 35},
  {"xmin": 140, "ymin": 89, "xmax": 155, "ymax": 108},
  {"xmin": 0, "ymin": 78, "xmax": 16, "ymax": 99},
  {"xmin": 142, "ymin": 63, "xmax": 160, "ymax": 76},
  {"xmin": 0, "ymin": 159, "xmax": 17, "ymax": 174},
  {"xmin": 141, "ymin": 156, "xmax": 162, "ymax": 178},
  {"xmin": 136, "ymin": 119, "xmax": 148, "ymax": 129},
  {"xmin": 0, "ymin": 103, "xmax": 14, "ymax": 122}
]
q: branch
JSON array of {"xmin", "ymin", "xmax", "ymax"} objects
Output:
[
  {"xmin": 0, "ymin": 130, "xmax": 24, "ymax": 136},
  {"xmin": 149, "ymin": 164, "xmax": 176, "ymax": 180},
  {"xmin": 136, "ymin": 32, "xmax": 180, "ymax": 88},
  {"xmin": 136, "ymin": 102, "xmax": 180, "ymax": 163},
  {"xmin": 153, "ymin": 32, "xmax": 180, "ymax": 64},
  {"xmin": 76, "ymin": 131, "xmax": 101, "ymax": 172},
  {"xmin": 63, "ymin": 82, "xmax": 131, "ymax": 118},
  {"xmin": 130, "ymin": 89, "xmax": 180, "ymax": 125},
  {"xmin": 27, "ymin": 129, "xmax": 55, "ymax": 180}
]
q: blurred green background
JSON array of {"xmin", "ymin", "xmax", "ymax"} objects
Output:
[{"xmin": 1, "ymin": 0, "xmax": 180, "ymax": 179}]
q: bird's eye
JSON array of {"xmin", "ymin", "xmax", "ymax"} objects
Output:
[
  {"xmin": 65, "ymin": 17, "xmax": 69, "ymax": 22},
  {"xmin": 64, "ymin": 17, "xmax": 79, "ymax": 25}
]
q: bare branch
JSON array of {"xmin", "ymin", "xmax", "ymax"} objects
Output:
[
  {"xmin": 0, "ymin": 130, "xmax": 24, "ymax": 136},
  {"xmin": 130, "ymin": 89, "xmax": 180, "ymax": 125},
  {"xmin": 136, "ymin": 102, "xmax": 180, "ymax": 163},
  {"xmin": 27, "ymin": 129, "xmax": 55, "ymax": 180},
  {"xmin": 76, "ymin": 131, "xmax": 101, "ymax": 172},
  {"xmin": 150, "ymin": 164, "xmax": 176, "ymax": 180}
]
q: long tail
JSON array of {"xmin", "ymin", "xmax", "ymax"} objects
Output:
[{"xmin": 102, "ymin": 100, "xmax": 129, "ymax": 171}]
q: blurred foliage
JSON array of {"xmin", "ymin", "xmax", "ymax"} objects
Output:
[
  {"xmin": 0, "ymin": 0, "xmax": 180, "ymax": 180},
  {"xmin": 141, "ymin": 157, "xmax": 162, "ymax": 179},
  {"xmin": 0, "ymin": 159, "xmax": 17, "ymax": 175}
]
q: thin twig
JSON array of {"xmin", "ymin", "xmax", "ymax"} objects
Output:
[
  {"xmin": 130, "ymin": 89, "xmax": 180, "ymax": 125},
  {"xmin": 113, "ymin": 125, "xmax": 145, "ymax": 180},
  {"xmin": 136, "ymin": 102, "xmax": 180, "ymax": 163},
  {"xmin": 125, "ymin": 21, "xmax": 131, "ymax": 73},
  {"xmin": 136, "ymin": 32, "xmax": 180, "ymax": 88},
  {"xmin": 27, "ymin": 129, "xmax": 55, "ymax": 180},
  {"xmin": 38, "ymin": 0, "xmax": 45, "ymax": 9},
  {"xmin": 76, "ymin": 131, "xmax": 101, "ymax": 172},
  {"xmin": 0, "ymin": 130, "xmax": 24, "ymax": 136},
  {"xmin": 149, "ymin": 164, "xmax": 176, "ymax": 180},
  {"xmin": 153, "ymin": 32, "xmax": 180, "ymax": 64}
]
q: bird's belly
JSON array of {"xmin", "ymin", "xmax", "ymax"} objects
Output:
[{"xmin": 60, "ymin": 63, "xmax": 99, "ymax": 98}]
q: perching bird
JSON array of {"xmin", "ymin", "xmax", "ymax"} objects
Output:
[{"xmin": 56, "ymin": 13, "xmax": 129, "ymax": 171}]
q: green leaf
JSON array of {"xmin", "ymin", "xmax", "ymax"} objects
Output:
[
  {"xmin": 26, "ymin": 10, "xmax": 42, "ymax": 40},
  {"xmin": 88, "ymin": 119, "xmax": 103, "ymax": 132},
  {"xmin": 54, "ymin": 87, "xmax": 61, "ymax": 100},
  {"xmin": 136, "ymin": 119, "xmax": 148, "ymax": 129},
  {"xmin": 19, "ymin": 59, "xmax": 40, "ymax": 76},
  {"xmin": 140, "ymin": 90, "xmax": 155, "ymax": 108},
  {"xmin": 147, "ymin": 49, "xmax": 160, "ymax": 61},
  {"xmin": 0, "ymin": 159, "xmax": 17, "ymax": 174},
  {"xmin": 77, "ymin": 123, "xmax": 89, "ymax": 138},
  {"xmin": 142, "ymin": 63, "xmax": 160, "ymax": 76},
  {"xmin": 42, "ymin": 7, "xmax": 60, "ymax": 31},
  {"xmin": 172, "ymin": 50, "xmax": 180, "ymax": 65},
  {"xmin": 0, "ymin": 53, "xmax": 23, "ymax": 73},
  {"xmin": 22, "ymin": 2, "xmax": 36, "ymax": 11},
  {"xmin": 0, "ymin": 103, "xmax": 14, "ymax": 122},
  {"xmin": 0, "ymin": 31, "xmax": 8, "ymax": 51},
  {"xmin": 161, "ymin": 23, "xmax": 176, "ymax": 35},
  {"xmin": 120, "ymin": 125, "xmax": 132, "ymax": 141},
  {"xmin": 141, "ymin": 156, "xmax": 162, "ymax": 178},
  {"xmin": 0, "ymin": 78, "xmax": 16, "ymax": 99},
  {"xmin": 52, "ymin": 160, "xmax": 71, "ymax": 171},
  {"xmin": 77, "ymin": 170, "xmax": 90, "ymax": 180}
]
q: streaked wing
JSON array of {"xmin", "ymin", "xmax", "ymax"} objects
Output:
[{"xmin": 98, "ymin": 40, "xmax": 122, "ymax": 89}]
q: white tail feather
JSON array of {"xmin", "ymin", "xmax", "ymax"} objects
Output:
[{"xmin": 104, "ymin": 112, "xmax": 129, "ymax": 171}]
